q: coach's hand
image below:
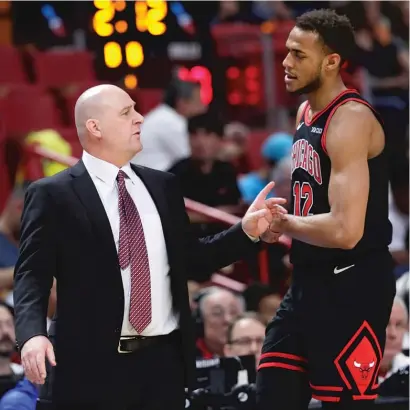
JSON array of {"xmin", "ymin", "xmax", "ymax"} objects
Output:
[
  {"xmin": 242, "ymin": 182, "xmax": 287, "ymax": 240},
  {"xmin": 21, "ymin": 335, "xmax": 56, "ymax": 385}
]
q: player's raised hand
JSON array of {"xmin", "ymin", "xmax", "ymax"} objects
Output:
[{"xmin": 241, "ymin": 182, "xmax": 286, "ymax": 239}]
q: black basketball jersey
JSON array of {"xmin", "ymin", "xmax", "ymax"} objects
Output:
[{"xmin": 289, "ymin": 89, "xmax": 392, "ymax": 267}]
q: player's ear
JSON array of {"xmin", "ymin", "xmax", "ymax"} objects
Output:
[{"xmin": 325, "ymin": 53, "xmax": 341, "ymax": 72}]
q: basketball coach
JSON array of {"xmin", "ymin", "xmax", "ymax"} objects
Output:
[{"xmin": 13, "ymin": 85, "xmax": 286, "ymax": 410}]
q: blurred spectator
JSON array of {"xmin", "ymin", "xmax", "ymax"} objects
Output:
[
  {"xmin": 396, "ymin": 272, "xmax": 409, "ymax": 355},
  {"xmin": 379, "ymin": 296, "xmax": 410, "ymax": 383},
  {"xmin": 224, "ymin": 312, "xmax": 266, "ymax": 366},
  {"xmin": 252, "ymin": 1, "xmax": 294, "ymax": 21},
  {"xmin": 239, "ymin": 132, "xmax": 293, "ymax": 205},
  {"xmin": 195, "ymin": 287, "xmax": 245, "ymax": 358},
  {"xmin": 0, "ymin": 303, "xmax": 24, "ymax": 399},
  {"xmin": 169, "ymin": 112, "xmax": 243, "ymax": 237},
  {"xmin": 396, "ymin": 271, "xmax": 409, "ymax": 313},
  {"xmin": 219, "ymin": 122, "xmax": 251, "ymax": 174},
  {"xmin": 388, "ymin": 184, "xmax": 409, "ymax": 275},
  {"xmin": 169, "ymin": 113, "xmax": 241, "ymax": 209},
  {"xmin": 211, "ymin": 1, "xmax": 254, "ymax": 25},
  {"xmin": 353, "ymin": 3, "xmax": 409, "ymax": 203},
  {"xmin": 188, "ymin": 280, "xmax": 202, "ymax": 310},
  {"xmin": 132, "ymin": 78, "xmax": 205, "ymax": 171},
  {"xmin": 0, "ymin": 188, "xmax": 25, "ymax": 291},
  {"xmin": 242, "ymin": 283, "xmax": 282, "ymax": 325},
  {"xmin": 0, "ymin": 378, "xmax": 37, "ymax": 410},
  {"xmin": 270, "ymin": 156, "xmax": 292, "ymax": 206},
  {"xmin": 16, "ymin": 129, "xmax": 72, "ymax": 182}
]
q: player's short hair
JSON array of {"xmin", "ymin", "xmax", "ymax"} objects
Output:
[{"xmin": 295, "ymin": 8, "xmax": 355, "ymax": 65}]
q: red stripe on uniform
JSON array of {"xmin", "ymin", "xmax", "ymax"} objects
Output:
[
  {"xmin": 258, "ymin": 362, "xmax": 306, "ymax": 372},
  {"xmin": 353, "ymin": 395, "xmax": 378, "ymax": 400},
  {"xmin": 304, "ymin": 89, "xmax": 357, "ymax": 126},
  {"xmin": 260, "ymin": 352, "xmax": 308, "ymax": 362},
  {"xmin": 311, "ymin": 394, "xmax": 341, "ymax": 402},
  {"xmin": 310, "ymin": 383, "xmax": 343, "ymax": 392}
]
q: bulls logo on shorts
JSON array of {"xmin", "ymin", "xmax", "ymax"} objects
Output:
[{"xmin": 334, "ymin": 321, "xmax": 382, "ymax": 399}]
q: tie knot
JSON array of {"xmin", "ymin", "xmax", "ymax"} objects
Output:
[{"xmin": 117, "ymin": 170, "xmax": 128, "ymax": 184}]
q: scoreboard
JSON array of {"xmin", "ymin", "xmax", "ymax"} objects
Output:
[
  {"xmin": 89, "ymin": 0, "xmax": 215, "ymax": 105},
  {"xmin": 11, "ymin": 1, "xmax": 266, "ymax": 122}
]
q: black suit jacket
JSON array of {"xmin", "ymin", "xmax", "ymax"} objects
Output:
[{"xmin": 13, "ymin": 160, "xmax": 260, "ymax": 403}]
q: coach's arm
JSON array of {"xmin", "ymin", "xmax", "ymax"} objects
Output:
[
  {"xmin": 268, "ymin": 102, "xmax": 374, "ymax": 249},
  {"xmin": 13, "ymin": 181, "xmax": 56, "ymax": 349}
]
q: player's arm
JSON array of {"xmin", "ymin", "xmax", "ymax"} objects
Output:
[{"xmin": 275, "ymin": 102, "xmax": 372, "ymax": 249}]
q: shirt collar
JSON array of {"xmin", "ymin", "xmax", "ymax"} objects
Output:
[{"xmin": 82, "ymin": 150, "xmax": 137, "ymax": 187}]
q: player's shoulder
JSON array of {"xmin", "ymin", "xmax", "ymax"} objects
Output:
[
  {"xmin": 331, "ymin": 100, "xmax": 376, "ymax": 125},
  {"xmin": 324, "ymin": 100, "xmax": 378, "ymax": 155}
]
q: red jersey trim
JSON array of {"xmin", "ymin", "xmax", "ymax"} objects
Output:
[
  {"xmin": 304, "ymin": 88, "xmax": 358, "ymax": 126},
  {"xmin": 320, "ymin": 97, "xmax": 376, "ymax": 155}
]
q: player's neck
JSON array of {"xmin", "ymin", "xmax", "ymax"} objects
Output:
[{"xmin": 307, "ymin": 78, "xmax": 347, "ymax": 115}]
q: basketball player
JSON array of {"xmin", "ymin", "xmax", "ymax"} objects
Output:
[{"xmin": 256, "ymin": 9, "xmax": 396, "ymax": 410}]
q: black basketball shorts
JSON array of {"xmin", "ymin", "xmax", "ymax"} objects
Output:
[{"xmin": 256, "ymin": 251, "xmax": 396, "ymax": 406}]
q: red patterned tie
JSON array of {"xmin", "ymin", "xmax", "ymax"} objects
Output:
[{"xmin": 117, "ymin": 170, "xmax": 152, "ymax": 333}]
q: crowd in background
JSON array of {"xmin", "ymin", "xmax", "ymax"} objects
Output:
[{"xmin": 0, "ymin": 1, "xmax": 408, "ymax": 408}]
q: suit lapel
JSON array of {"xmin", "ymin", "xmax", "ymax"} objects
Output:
[{"xmin": 70, "ymin": 161, "xmax": 120, "ymax": 270}]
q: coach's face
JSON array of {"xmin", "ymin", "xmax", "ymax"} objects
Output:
[
  {"xmin": 283, "ymin": 27, "xmax": 341, "ymax": 95},
  {"xmin": 93, "ymin": 88, "xmax": 144, "ymax": 162}
]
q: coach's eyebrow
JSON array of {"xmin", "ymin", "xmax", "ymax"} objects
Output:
[{"xmin": 120, "ymin": 104, "xmax": 134, "ymax": 114}]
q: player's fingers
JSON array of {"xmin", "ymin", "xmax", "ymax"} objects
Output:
[
  {"xmin": 274, "ymin": 205, "xmax": 288, "ymax": 214},
  {"xmin": 265, "ymin": 197, "xmax": 287, "ymax": 208}
]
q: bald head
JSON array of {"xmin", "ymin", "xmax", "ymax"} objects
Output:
[
  {"xmin": 73, "ymin": 84, "xmax": 144, "ymax": 167},
  {"xmin": 74, "ymin": 84, "xmax": 126, "ymax": 141}
]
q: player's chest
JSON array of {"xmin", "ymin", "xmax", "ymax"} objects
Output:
[{"xmin": 291, "ymin": 125, "xmax": 329, "ymax": 185}]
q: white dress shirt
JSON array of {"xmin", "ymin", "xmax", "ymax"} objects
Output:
[
  {"xmin": 131, "ymin": 104, "xmax": 190, "ymax": 171},
  {"xmin": 82, "ymin": 151, "xmax": 179, "ymax": 337}
]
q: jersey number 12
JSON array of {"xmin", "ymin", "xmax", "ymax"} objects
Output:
[{"xmin": 293, "ymin": 182, "xmax": 313, "ymax": 216}]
